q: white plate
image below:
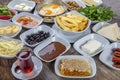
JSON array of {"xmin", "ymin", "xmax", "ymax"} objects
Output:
[
  {"xmin": 54, "ymin": 55, "xmax": 96, "ymax": 78},
  {"xmin": 73, "ymin": 33, "xmax": 110, "ymax": 57},
  {"xmin": 99, "ymin": 42, "xmax": 120, "ymax": 71},
  {"xmin": 12, "ymin": 12, "xmax": 43, "ymax": 29},
  {"xmin": 11, "ymin": 56, "xmax": 43, "ymax": 79},
  {"xmin": 79, "ymin": 0, "xmax": 103, "ymax": 6},
  {"xmin": 34, "ymin": 35, "xmax": 71, "ymax": 62},
  {"xmin": 52, "ymin": 24, "xmax": 91, "ymax": 43},
  {"xmin": 7, "ymin": 0, "xmax": 35, "ymax": 12},
  {"xmin": 92, "ymin": 22, "xmax": 120, "ymax": 42},
  {"xmin": 20, "ymin": 25, "xmax": 55, "ymax": 47},
  {"xmin": 0, "ymin": 20, "xmax": 22, "ymax": 37},
  {"xmin": 0, "ymin": 37, "xmax": 24, "ymax": 59},
  {"xmin": 62, "ymin": 0, "xmax": 86, "ymax": 10},
  {"xmin": 54, "ymin": 10, "xmax": 91, "ymax": 43}
]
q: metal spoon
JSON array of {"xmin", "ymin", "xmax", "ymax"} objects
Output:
[{"xmin": 15, "ymin": 66, "xmax": 21, "ymax": 74}]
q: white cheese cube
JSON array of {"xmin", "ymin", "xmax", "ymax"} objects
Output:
[
  {"xmin": 23, "ymin": 6, "xmax": 32, "ymax": 11},
  {"xmin": 14, "ymin": 5, "xmax": 23, "ymax": 10},
  {"xmin": 81, "ymin": 39, "xmax": 102, "ymax": 54}
]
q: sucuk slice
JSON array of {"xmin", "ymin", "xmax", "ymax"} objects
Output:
[
  {"xmin": 113, "ymin": 51, "xmax": 120, "ymax": 57},
  {"xmin": 0, "ymin": 15, "xmax": 11, "ymax": 20},
  {"xmin": 112, "ymin": 55, "xmax": 120, "ymax": 63},
  {"xmin": 113, "ymin": 63, "xmax": 120, "ymax": 68},
  {"xmin": 113, "ymin": 48, "xmax": 120, "ymax": 52}
]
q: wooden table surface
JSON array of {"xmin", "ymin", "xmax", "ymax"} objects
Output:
[{"xmin": 0, "ymin": 0, "xmax": 120, "ymax": 80}]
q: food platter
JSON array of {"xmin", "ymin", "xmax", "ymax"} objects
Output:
[
  {"xmin": 7, "ymin": 0, "xmax": 36, "ymax": 12},
  {"xmin": 0, "ymin": 37, "xmax": 24, "ymax": 58},
  {"xmin": 0, "ymin": 20, "xmax": 22, "ymax": 37},
  {"xmin": 73, "ymin": 33, "xmax": 110, "ymax": 57},
  {"xmin": 92, "ymin": 22, "xmax": 120, "ymax": 42},
  {"xmin": 0, "ymin": 0, "xmax": 120, "ymax": 79},
  {"xmin": 62, "ymin": 0, "xmax": 86, "ymax": 10},
  {"xmin": 55, "ymin": 55, "xmax": 96, "ymax": 78},
  {"xmin": 99, "ymin": 42, "xmax": 120, "ymax": 71},
  {"xmin": 12, "ymin": 12, "xmax": 43, "ymax": 29}
]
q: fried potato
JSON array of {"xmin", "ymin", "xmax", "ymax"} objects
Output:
[{"xmin": 56, "ymin": 13, "xmax": 88, "ymax": 32}]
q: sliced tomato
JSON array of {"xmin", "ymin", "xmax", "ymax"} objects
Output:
[{"xmin": 0, "ymin": 15, "xmax": 11, "ymax": 20}]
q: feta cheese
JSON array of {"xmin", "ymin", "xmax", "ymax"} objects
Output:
[
  {"xmin": 14, "ymin": 3, "xmax": 32, "ymax": 11},
  {"xmin": 81, "ymin": 39, "xmax": 102, "ymax": 54},
  {"xmin": 23, "ymin": 6, "xmax": 32, "ymax": 11}
]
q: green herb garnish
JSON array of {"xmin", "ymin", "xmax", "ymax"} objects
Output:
[{"xmin": 78, "ymin": 6, "xmax": 116, "ymax": 21}]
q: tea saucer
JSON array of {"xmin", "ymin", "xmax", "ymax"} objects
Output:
[{"xmin": 11, "ymin": 56, "xmax": 43, "ymax": 80}]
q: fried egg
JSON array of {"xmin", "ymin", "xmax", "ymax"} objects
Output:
[{"xmin": 39, "ymin": 4, "xmax": 65, "ymax": 16}]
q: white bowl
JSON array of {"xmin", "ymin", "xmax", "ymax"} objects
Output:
[
  {"xmin": 34, "ymin": 35, "xmax": 71, "ymax": 62},
  {"xmin": 0, "ymin": 37, "xmax": 24, "ymax": 59},
  {"xmin": 92, "ymin": 22, "xmax": 120, "ymax": 42},
  {"xmin": 79, "ymin": 0, "xmax": 103, "ymax": 6},
  {"xmin": 99, "ymin": 42, "xmax": 120, "ymax": 71},
  {"xmin": 62, "ymin": 0, "xmax": 86, "ymax": 10},
  {"xmin": 54, "ymin": 10, "xmax": 91, "ymax": 42},
  {"xmin": 20, "ymin": 25, "xmax": 55, "ymax": 47},
  {"xmin": 12, "ymin": 12, "xmax": 43, "ymax": 29},
  {"xmin": 7, "ymin": 0, "xmax": 35, "ymax": 12},
  {"xmin": 73, "ymin": 33, "xmax": 110, "ymax": 57},
  {"xmin": 0, "ymin": 20, "xmax": 22, "ymax": 37},
  {"xmin": 54, "ymin": 55, "xmax": 96, "ymax": 78}
]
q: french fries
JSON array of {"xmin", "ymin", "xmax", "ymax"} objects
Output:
[{"xmin": 56, "ymin": 13, "xmax": 88, "ymax": 32}]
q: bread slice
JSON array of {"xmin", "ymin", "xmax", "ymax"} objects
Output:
[{"xmin": 97, "ymin": 23, "xmax": 117, "ymax": 41}]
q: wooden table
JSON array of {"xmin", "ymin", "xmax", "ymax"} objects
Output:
[{"xmin": 0, "ymin": 0, "xmax": 120, "ymax": 80}]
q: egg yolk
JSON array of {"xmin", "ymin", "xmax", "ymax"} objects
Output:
[
  {"xmin": 51, "ymin": 4, "xmax": 58, "ymax": 9},
  {"xmin": 45, "ymin": 10, "xmax": 52, "ymax": 15}
]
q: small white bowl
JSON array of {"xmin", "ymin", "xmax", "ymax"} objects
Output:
[
  {"xmin": 12, "ymin": 12, "xmax": 43, "ymax": 29},
  {"xmin": 73, "ymin": 33, "xmax": 110, "ymax": 57},
  {"xmin": 92, "ymin": 22, "xmax": 120, "ymax": 42},
  {"xmin": 79, "ymin": 0, "xmax": 103, "ymax": 6},
  {"xmin": 20, "ymin": 25, "xmax": 55, "ymax": 47},
  {"xmin": 54, "ymin": 10, "xmax": 91, "ymax": 42},
  {"xmin": 0, "ymin": 37, "xmax": 24, "ymax": 59},
  {"xmin": 0, "ymin": 20, "xmax": 22, "ymax": 37},
  {"xmin": 7, "ymin": 0, "xmax": 36, "ymax": 12},
  {"xmin": 34, "ymin": 35, "xmax": 71, "ymax": 62},
  {"xmin": 99, "ymin": 42, "xmax": 120, "ymax": 71},
  {"xmin": 54, "ymin": 55, "xmax": 96, "ymax": 78},
  {"xmin": 62, "ymin": 0, "xmax": 86, "ymax": 10}
]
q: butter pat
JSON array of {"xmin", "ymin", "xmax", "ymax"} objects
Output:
[{"xmin": 81, "ymin": 39, "xmax": 102, "ymax": 54}]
